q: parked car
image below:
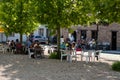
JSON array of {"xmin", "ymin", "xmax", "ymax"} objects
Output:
[{"xmin": 33, "ymin": 36, "xmax": 48, "ymax": 44}]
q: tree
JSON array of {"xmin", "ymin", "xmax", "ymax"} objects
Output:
[
  {"xmin": 100, "ymin": 0, "xmax": 120, "ymax": 23},
  {"xmin": 0, "ymin": 0, "xmax": 38, "ymax": 43},
  {"xmin": 86, "ymin": 0, "xmax": 120, "ymax": 24},
  {"xmin": 87, "ymin": 0, "xmax": 120, "ymax": 45},
  {"xmin": 35, "ymin": 0, "xmax": 90, "ymax": 57}
]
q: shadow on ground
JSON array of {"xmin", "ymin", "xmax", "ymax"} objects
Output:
[{"xmin": 0, "ymin": 53, "xmax": 120, "ymax": 80}]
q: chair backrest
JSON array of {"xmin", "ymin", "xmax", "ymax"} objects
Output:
[
  {"xmin": 34, "ymin": 47, "xmax": 43, "ymax": 53},
  {"xmin": 28, "ymin": 48, "xmax": 31, "ymax": 54},
  {"xmin": 0, "ymin": 46, "xmax": 3, "ymax": 50},
  {"xmin": 95, "ymin": 50, "xmax": 102, "ymax": 56},
  {"xmin": 28, "ymin": 48, "xmax": 34, "ymax": 54},
  {"xmin": 82, "ymin": 50, "xmax": 95, "ymax": 56},
  {"xmin": 60, "ymin": 49, "xmax": 69, "ymax": 55},
  {"xmin": 76, "ymin": 48, "xmax": 82, "ymax": 51},
  {"xmin": 16, "ymin": 43, "xmax": 22, "ymax": 49},
  {"xmin": 88, "ymin": 50, "xmax": 95, "ymax": 56},
  {"xmin": 60, "ymin": 49, "xmax": 65, "ymax": 55}
]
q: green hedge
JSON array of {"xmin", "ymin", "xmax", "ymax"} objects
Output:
[
  {"xmin": 111, "ymin": 61, "xmax": 120, "ymax": 72},
  {"xmin": 49, "ymin": 52, "xmax": 59, "ymax": 59}
]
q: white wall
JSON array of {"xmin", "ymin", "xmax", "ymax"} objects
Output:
[
  {"xmin": 39, "ymin": 25, "xmax": 48, "ymax": 38},
  {"xmin": 0, "ymin": 25, "xmax": 48, "ymax": 42},
  {"xmin": 7, "ymin": 34, "xmax": 27, "ymax": 42}
]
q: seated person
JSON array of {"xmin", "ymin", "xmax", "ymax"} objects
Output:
[
  {"xmin": 76, "ymin": 44, "xmax": 82, "ymax": 51},
  {"xmin": 16, "ymin": 42, "xmax": 22, "ymax": 54},
  {"xmin": 29, "ymin": 42, "xmax": 36, "ymax": 51},
  {"xmin": 72, "ymin": 42, "xmax": 76, "ymax": 50},
  {"xmin": 10, "ymin": 40, "xmax": 16, "ymax": 53},
  {"xmin": 29, "ymin": 43, "xmax": 35, "ymax": 58},
  {"xmin": 34, "ymin": 43, "xmax": 43, "ymax": 58},
  {"xmin": 60, "ymin": 42, "xmax": 66, "ymax": 50}
]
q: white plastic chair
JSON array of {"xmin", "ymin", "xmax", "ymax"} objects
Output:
[
  {"xmin": 94, "ymin": 50, "xmax": 102, "ymax": 61},
  {"xmin": 81, "ymin": 50, "xmax": 95, "ymax": 63},
  {"xmin": 0, "ymin": 45, "xmax": 5, "ymax": 53},
  {"xmin": 75, "ymin": 50, "xmax": 83, "ymax": 61},
  {"xmin": 61, "ymin": 49, "xmax": 77, "ymax": 62},
  {"xmin": 60, "ymin": 49, "xmax": 70, "ymax": 62},
  {"xmin": 28, "ymin": 48, "xmax": 34, "ymax": 58},
  {"xmin": 69, "ymin": 49, "xmax": 78, "ymax": 62}
]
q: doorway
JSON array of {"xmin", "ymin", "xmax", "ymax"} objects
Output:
[
  {"xmin": 91, "ymin": 30, "xmax": 97, "ymax": 40},
  {"xmin": 81, "ymin": 30, "xmax": 87, "ymax": 39},
  {"xmin": 72, "ymin": 31, "xmax": 76, "ymax": 42},
  {"xmin": 111, "ymin": 31, "xmax": 117, "ymax": 50}
]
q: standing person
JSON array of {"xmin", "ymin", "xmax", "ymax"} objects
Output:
[
  {"xmin": 92, "ymin": 39, "xmax": 96, "ymax": 49},
  {"xmin": 60, "ymin": 35, "xmax": 64, "ymax": 44},
  {"xmin": 88, "ymin": 39, "xmax": 93, "ymax": 50},
  {"xmin": 25, "ymin": 39, "xmax": 32, "ymax": 54},
  {"xmin": 88, "ymin": 39, "xmax": 96, "ymax": 50},
  {"xmin": 29, "ymin": 33, "xmax": 34, "ymax": 43},
  {"xmin": 26, "ymin": 39, "xmax": 32, "ymax": 48}
]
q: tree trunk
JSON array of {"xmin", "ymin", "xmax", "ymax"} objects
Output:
[
  {"xmin": 6, "ymin": 35, "xmax": 8, "ymax": 42},
  {"xmin": 57, "ymin": 26, "xmax": 61, "ymax": 58},
  {"xmin": 20, "ymin": 33, "xmax": 23, "ymax": 43}
]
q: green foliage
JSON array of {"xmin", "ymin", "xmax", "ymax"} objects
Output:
[
  {"xmin": 35, "ymin": 0, "xmax": 90, "ymax": 32},
  {"xmin": 35, "ymin": 0, "xmax": 91, "ymax": 54},
  {"xmin": 49, "ymin": 52, "xmax": 59, "ymax": 59},
  {"xmin": 89, "ymin": 0, "xmax": 120, "ymax": 24},
  {"xmin": 112, "ymin": 61, "xmax": 120, "ymax": 72},
  {"xmin": 0, "ymin": 0, "xmax": 39, "ymax": 42}
]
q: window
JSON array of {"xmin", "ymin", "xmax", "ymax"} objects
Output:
[
  {"xmin": 39, "ymin": 28, "xmax": 44, "ymax": 36},
  {"xmin": 46, "ymin": 29, "xmax": 49, "ymax": 37},
  {"xmin": 91, "ymin": 30, "xmax": 97, "ymax": 40},
  {"xmin": 35, "ymin": 36, "xmax": 42, "ymax": 38},
  {"xmin": 9, "ymin": 32, "xmax": 15, "ymax": 37}
]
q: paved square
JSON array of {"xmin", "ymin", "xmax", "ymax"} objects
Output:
[{"xmin": 0, "ymin": 53, "xmax": 120, "ymax": 80}]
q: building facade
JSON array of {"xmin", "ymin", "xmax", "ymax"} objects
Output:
[
  {"xmin": 0, "ymin": 25, "xmax": 48, "ymax": 42},
  {"xmin": 60, "ymin": 23, "xmax": 120, "ymax": 50},
  {"xmin": 77, "ymin": 23, "xmax": 120, "ymax": 50}
]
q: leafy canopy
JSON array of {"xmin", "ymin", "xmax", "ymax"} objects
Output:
[
  {"xmin": 0, "ymin": 0, "xmax": 38, "ymax": 36},
  {"xmin": 87, "ymin": 0, "xmax": 120, "ymax": 24},
  {"xmin": 36, "ymin": 0, "xmax": 90, "ymax": 30}
]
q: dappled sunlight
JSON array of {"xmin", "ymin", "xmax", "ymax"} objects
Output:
[
  {"xmin": 107, "ymin": 76, "xmax": 114, "ymax": 79},
  {"xmin": 0, "ymin": 64, "xmax": 20, "ymax": 80},
  {"xmin": 4, "ymin": 64, "xmax": 13, "ymax": 68},
  {"xmin": 0, "ymin": 54, "xmax": 119, "ymax": 80},
  {"xmin": 87, "ymin": 69, "xmax": 90, "ymax": 72},
  {"xmin": 11, "ymin": 70, "xmax": 18, "ymax": 75},
  {"xmin": 37, "ymin": 62, "xmax": 40, "ymax": 64},
  {"xmin": 16, "ymin": 61, "xmax": 20, "ymax": 64},
  {"xmin": 0, "ymin": 64, "xmax": 13, "ymax": 72}
]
